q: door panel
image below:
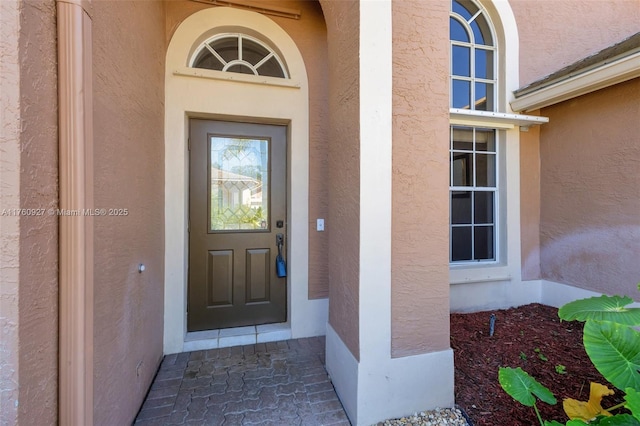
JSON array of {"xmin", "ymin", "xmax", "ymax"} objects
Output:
[
  {"xmin": 246, "ymin": 248, "xmax": 270, "ymax": 303},
  {"xmin": 189, "ymin": 119, "xmax": 287, "ymax": 331},
  {"xmin": 206, "ymin": 250, "xmax": 233, "ymax": 306}
]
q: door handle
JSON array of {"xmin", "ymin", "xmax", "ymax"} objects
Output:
[{"xmin": 275, "ymin": 233, "xmax": 286, "ymax": 278}]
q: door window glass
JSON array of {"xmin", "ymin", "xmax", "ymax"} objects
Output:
[{"xmin": 209, "ymin": 136, "xmax": 269, "ymax": 231}]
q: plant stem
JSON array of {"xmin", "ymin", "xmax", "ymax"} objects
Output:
[
  {"xmin": 533, "ymin": 403, "xmax": 544, "ymax": 426},
  {"xmin": 605, "ymin": 401, "xmax": 627, "ymax": 412}
]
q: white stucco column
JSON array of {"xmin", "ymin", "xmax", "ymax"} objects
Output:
[
  {"xmin": 326, "ymin": 1, "xmax": 454, "ymax": 424},
  {"xmin": 57, "ymin": 0, "xmax": 94, "ymax": 424}
]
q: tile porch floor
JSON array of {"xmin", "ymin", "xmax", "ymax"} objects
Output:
[{"xmin": 134, "ymin": 337, "xmax": 351, "ymax": 425}]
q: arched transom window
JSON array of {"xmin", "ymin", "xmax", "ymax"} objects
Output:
[
  {"xmin": 190, "ymin": 34, "xmax": 289, "ymax": 79},
  {"xmin": 450, "ymin": 0, "xmax": 496, "ymax": 111}
]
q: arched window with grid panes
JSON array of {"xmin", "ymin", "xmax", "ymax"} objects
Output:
[
  {"xmin": 190, "ymin": 33, "xmax": 289, "ymax": 79},
  {"xmin": 450, "ymin": 0, "xmax": 498, "ymax": 263}
]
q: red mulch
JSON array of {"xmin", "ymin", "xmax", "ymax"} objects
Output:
[{"xmin": 451, "ymin": 303, "xmax": 625, "ymax": 425}]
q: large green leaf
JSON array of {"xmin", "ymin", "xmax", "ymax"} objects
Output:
[
  {"xmin": 583, "ymin": 320, "xmax": 640, "ymax": 390},
  {"xmin": 593, "ymin": 414, "xmax": 640, "ymax": 425},
  {"xmin": 626, "ymin": 388, "xmax": 640, "ymax": 421},
  {"xmin": 558, "ymin": 295, "xmax": 640, "ymax": 326},
  {"xmin": 544, "ymin": 421, "xmax": 588, "ymax": 426},
  {"xmin": 499, "ymin": 367, "xmax": 557, "ymax": 407}
]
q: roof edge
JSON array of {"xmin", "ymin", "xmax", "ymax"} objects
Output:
[{"xmin": 512, "ymin": 32, "xmax": 640, "ymax": 112}]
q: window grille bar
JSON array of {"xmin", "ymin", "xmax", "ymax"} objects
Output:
[
  {"xmin": 254, "ymin": 52, "xmax": 274, "ymax": 70},
  {"xmin": 205, "ymin": 43, "xmax": 227, "ymax": 67}
]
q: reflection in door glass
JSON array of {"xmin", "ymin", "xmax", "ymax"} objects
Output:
[{"xmin": 209, "ymin": 137, "xmax": 269, "ymax": 231}]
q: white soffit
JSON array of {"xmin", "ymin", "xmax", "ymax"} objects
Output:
[
  {"xmin": 511, "ymin": 51, "xmax": 640, "ymax": 113},
  {"xmin": 450, "ymin": 108, "xmax": 549, "ymax": 129}
]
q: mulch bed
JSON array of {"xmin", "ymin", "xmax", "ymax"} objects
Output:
[{"xmin": 451, "ymin": 303, "xmax": 625, "ymax": 425}]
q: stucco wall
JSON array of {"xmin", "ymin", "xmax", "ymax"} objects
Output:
[
  {"xmin": 539, "ymin": 78, "xmax": 640, "ymax": 298},
  {"xmin": 267, "ymin": 1, "xmax": 329, "ymax": 300},
  {"xmin": 390, "ymin": 0, "xmax": 450, "ymax": 357},
  {"xmin": 0, "ymin": 1, "xmax": 58, "ymax": 425},
  {"xmin": 17, "ymin": 1, "xmax": 58, "ymax": 424},
  {"xmin": 91, "ymin": 1, "xmax": 166, "ymax": 424},
  {"xmin": 511, "ymin": 0, "xmax": 639, "ymax": 283},
  {"xmin": 164, "ymin": 0, "xmax": 330, "ymax": 300},
  {"xmin": 511, "ymin": 0, "xmax": 640, "ymax": 87},
  {"xmin": 0, "ymin": 1, "xmax": 22, "ymax": 423},
  {"xmin": 520, "ymin": 122, "xmax": 541, "ymax": 280},
  {"xmin": 322, "ymin": 0, "xmax": 361, "ymax": 360}
]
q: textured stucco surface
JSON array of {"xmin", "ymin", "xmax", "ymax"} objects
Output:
[
  {"xmin": 271, "ymin": 2, "xmax": 330, "ymax": 300},
  {"xmin": 0, "ymin": 1, "xmax": 21, "ymax": 423},
  {"xmin": 165, "ymin": 0, "xmax": 330, "ymax": 299},
  {"xmin": 539, "ymin": 78, "xmax": 640, "ymax": 298},
  {"xmin": 266, "ymin": 1, "xmax": 329, "ymax": 300},
  {"xmin": 391, "ymin": 0, "xmax": 450, "ymax": 357},
  {"xmin": 520, "ymin": 122, "xmax": 541, "ymax": 281},
  {"xmin": 512, "ymin": 0, "xmax": 640, "ymax": 285},
  {"xmin": 0, "ymin": 1, "xmax": 58, "ymax": 425},
  {"xmin": 92, "ymin": 1, "xmax": 166, "ymax": 424},
  {"xmin": 17, "ymin": 1, "xmax": 58, "ymax": 424},
  {"xmin": 322, "ymin": 0, "xmax": 361, "ymax": 360},
  {"xmin": 511, "ymin": 0, "xmax": 640, "ymax": 87}
]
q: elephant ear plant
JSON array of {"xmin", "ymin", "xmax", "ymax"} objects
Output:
[{"xmin": 498, "ymin": 284, "xmax": 640, "ymax": 425}]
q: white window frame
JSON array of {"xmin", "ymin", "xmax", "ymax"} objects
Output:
[
  {"xmin": 190, "ymin": 33, "xmax": 289, "ymax": 79},
  {"xmin": 450, "ymin": 4, "xmax": 497, "ymax": 111},
  {"xmin": 449, "ymin": 0, "xmax": 501, "ymax": 266},
  {"xmin": 450, "ymin": 126, "xmax": 500, "ymax": 264},
  {"xmin": 449, "ymin": 1, "xmax": 548, "ymax": 293}
]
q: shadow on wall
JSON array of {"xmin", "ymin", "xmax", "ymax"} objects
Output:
[{"xmin": 540, "ymin": 225, "xmax": 640, "ymax": 298}]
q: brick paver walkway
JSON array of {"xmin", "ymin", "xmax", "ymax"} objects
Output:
[{"xmin": 134, "ymin": 336, "xmax": 350, "ymax": 425}]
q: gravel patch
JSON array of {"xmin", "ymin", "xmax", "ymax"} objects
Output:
[{"xmin": 376, "ymin": 407, "xmax": 470, "ymax": 426}]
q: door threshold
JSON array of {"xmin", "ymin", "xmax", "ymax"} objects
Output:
[{"xmin": 183, "ymin": 322, "xmax": 291, "ymax": 352}]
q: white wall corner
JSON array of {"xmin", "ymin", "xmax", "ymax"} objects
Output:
[
  {"xmin": 326, "ymin": 325, "xmax": 455, "ymax": 426},
  {"xmin": 451, "ymin": 279, "xmax": 639, "ymax": 314},
  {"xmin": 325, "ymin": 324, "xmax": 359, "ymax": 424},
  {"xmin": 540, "ymin": 280, "xmax": 609, "ymax": 308},
  {"xmin": 291, "ymin": 297, "xmax": 328, "ymax": 338},
  {"xmin": 450, "ymin": 278, "xmax": 541, "ymax": 313},
  {"xmin": 357, "ymin": 350, "xmax": 455, "ymax": 426}
]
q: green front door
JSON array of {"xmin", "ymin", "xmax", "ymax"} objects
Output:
[{"xmin": 188, "ymin": 119, "xmax": 287, "ymax": 331}]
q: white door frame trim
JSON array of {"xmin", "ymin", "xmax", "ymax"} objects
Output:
[{"xmin": 164, "ymin": 7, "xmax": 326, "ymax": 354}]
